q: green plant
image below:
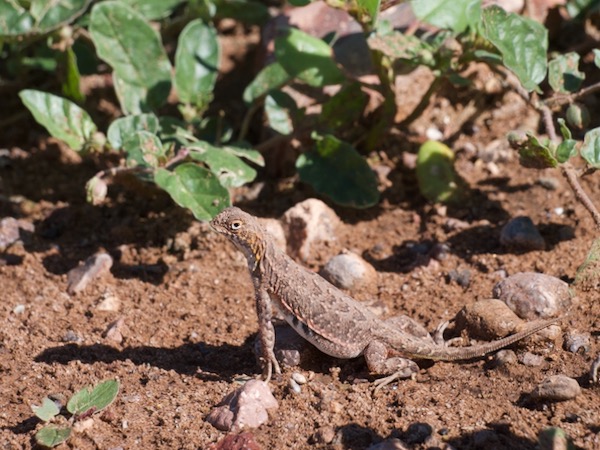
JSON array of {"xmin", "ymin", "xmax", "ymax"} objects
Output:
[
  {"xmin": 11, "ymin": 0, "xmax": 266, "ymax": 220},
  {"xmin": 31, "ymin": 379, "xmax": 119, "ymax": 448}
]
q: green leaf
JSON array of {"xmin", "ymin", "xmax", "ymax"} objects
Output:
[
  {"xmin": 367, "ymin": 31, "xmax": 435, "ymax": 66},
  {"xmin": 548, "ymin": 52, "xmax": 584, "ymax": 93},
  {"xmin": 188, "ymin": 143, "xmax": 258, "ymax": 187},
  {"xmin": 580, "ymin": 127, "xmax": 600, "ymax": 168},
  {"xmin": 593, "ymin": 49, "xmax": 600, "ymax": 69},
  {"xmin": 416, "ymin": 141, "xmax": 464, "ymax": 203},
  {"xmin": 154, "ymin": 163, "xmax": 230, "ymax": 220},
  {"xmin": 19, "ymin": 89, "xmax": 97, "ymax": 151},
  {"xmin": 556, "ymin": 139, "xmax": 577, "ymax": 163},
  {"xmin": 479, "ymin": 6, "xmax": 547, "ymax": 92},
  {"xmin": 355, "ymin": 0, "xmax": 381, "ymax": 27},
  {"xmin": 243, "ymin": 62, "xmax": 291, "ymax": 104},
  {"xmin": 0, "ymin": 0, "xmax": 89, "ymax": 37},
  {"xmin": 119, "ymin": 0, "xmax": 185, "ymax": 19},
  {"xmin": 112, "ymin": 74, "xmax": 153, "ymax": 115},
  {"xmin": 123, "ymin": 131, "xmax": 166, "ymax": 168},
  {"xmin": 288, "ymin": 0, "xmax": 310, "ymax": 5},
  {"xmin": 89, "ymin": 1, "xmax": 172, "ymax": 111},
  {"xmin": 265, "ymin": 91, "xmax": 296, "ymax": 135},
  {"xmin": 175, "ymin": 19, "xmax": 220, "ymax": 108},
  {"xmin": 107, "ymin": 114, "xmax": 160, "ymax": 149},
  {"xmin": 221, "ymin": 145, "xmax": 265, "ymax": 166},
  {"xmin": 35, "ymin": 426, "xmax": 71, "ymax": 448},
  {"xmin": 557, "ymin": 118, "xmax": 572, "ymax": 141},
  {"xmin": 61, "ymin": 47, "xmax": 85, "ymax": 103},
  {"xmin": 296, "ymin": 134, "xmax": 379, "ymax": 208},
  {"xmin": 507, "ymin": 131, "xmax": 558, "ymax": 169},
  {"xmin": 66, "ymin": 380, "xmax": 119, "ymax": 416},
  {"xmin": 31, "ymin": 398, "xmax": 60, "ymax": 422},
  {"xmin": 412, "ymin": 0, "xmax": 481, "ymax": 33},
  {"xmin": 320, "ymin": 82, "xmax": 368, "ymax": 129},
  {"xmin": 275, "ymin": 28, "xmax": 345, "ymax": 87}
]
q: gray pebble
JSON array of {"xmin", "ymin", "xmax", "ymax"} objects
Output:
[
  {"xmin": 519, "ymin": 352, "xmax": 544, "ymax": 367},
  {"xmin": 531, "ymin": 375, "xmax": 581, "ymax": 401},
  {"xmin": 292, "ymin": 372, "xmax": 307, "ymax": 384},
  {"xmin": 492, "ymin": 272, "xmax": 571, "ymax": 320},
  {"xmin": 563, "ymin": 330, "xmax": 591, "ymax": 354},
  {"xmin": 288, "ymin": 377, "xmax": 301, "ymax": 394},
  {"xmin": 537, "ymin": 177, "xmax": 560, "ymax": 190},
  {"xmin": 62, "ymin": 330, "xmax": 81, "ymax": 342},
  {"xmin": 447, "ymin": 268, "xmax": 471, "ymax": 288},
  {"xmin": 500, "ymin": 216, "xmax": 545, "ymax": 251},
  {"xmin": 321, "ymin": 251, "xmax": 377, "ymax": 291},
  {"xmin": 0, "ymin": 217, "xmax": 21, "ymax": 250},
  {"xmin": 494, "ymin": 349, "xmax": 517, "ymax": 367}
]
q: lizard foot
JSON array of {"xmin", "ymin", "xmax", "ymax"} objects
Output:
[
  {"xmin": 372, "ymin": 368, "xmax": 417, "ymax": 393},
  {"xmin": 260, "ymin": 351, "xmax": 282, "ymax": 383}
]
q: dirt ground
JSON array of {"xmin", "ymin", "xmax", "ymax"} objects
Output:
[{"xmin": 2, "ymin": 21, "xmax": 600, "ymax": 450}]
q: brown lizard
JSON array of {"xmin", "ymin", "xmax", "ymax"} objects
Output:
[{"xmin": 210, "ymin": 206, "xmax": 559, "ymax": 388}]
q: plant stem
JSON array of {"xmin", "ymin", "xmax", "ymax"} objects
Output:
[
  {"xmin": 545, "ymin": 80, "xmax": 600, "ymax": 108},
  {"xmin": 561, "ymin": 163, "xmax": 600, "ymax": 230}
]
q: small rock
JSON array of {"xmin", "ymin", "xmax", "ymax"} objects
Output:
[
  {"xmin": 500, "ymin": 216, "xmax": 545, "ymax": 251},
  {"xmin": 0, "ymin": 217, "xmax": 21, "ymax": 250},
  {"xmin": 208, "ymin": 432, "xmax": 261, "ymax": 450},
  {"xmin": 492, "ymin": 272, "xmax": 572, "ymax": 320},
  {"xmin": 96, "ymin": 294, "xmax": 121, "ymax": 312},
  {"xmin": 563, "ymin": 330, "xmax": 591, "ymax": 354},
  {"xmin": 313, "ymin": 426, "xmax": 336, "ymax": 445},
  {"xmin": 206, "ymin": 380, "xmax": 279, "ymax": 432},
  {"xmin": 531, "ymin": 375, "xmax": 581, "ymax": 401},
  {"xmin": 62, "ymin": 330, "xmax": 81, "ymax": 342},
  {"xmin": 288, "ymin": 377, "xmax": 301, "ymax": 394},
  {"xmin": 494, "ymin": 349, "xmax": 517, "ymax": 367},
  {"xmin": 292, "ymin": 372, "xmax": 307, "ymax": 384},
  {"xmin": 281, "ymin": 199, "xmax": 340, "ymax": 261},
  {"xmin": 271, "ymin": 325, "xmax": 309, "ymax": 368},
  {"xmin": 258, "ymin": 218, "xmax": 286, "ymax": 252},
  {"xmin": 367, "ymin": 438, "xmax": 410, "ymax": 450},
  {"xmin": 590, "ymin": 354, "xmax": 600, "ymax": 383},
  {"xmin": 519, "ymin": 352, "xmax": 544, "ymax": 367},
  {"xmin": 447, "ymin": 268, "xmax": 471, "ymax": 288},
  {"xmin": 320, "ymin": 251, "xmax": 377, "ymax": 291},
  {"xmin": 455, "ymin": 299, "xmax": 523, "ymax": 340},
  {"xmin": 538, "ymin": 177, "xmax": 560, "ymax": 190},
  {"xmin": 443, "ymin": 218, "xmax": 470, "ymax": 232},
  {"xmin": 73, "ymin": 417, "xmax": 95, "ymax": 433},
  {"xmin": 12, "ymin": 304, "xmax": 25, "ymax": 315},
  {"xmin": 103, "ymin": 318, "xmax": 125, "ymax": 344},
  {"xmin": 67, "ymin": 252, "xmax": 113, "ymax": 294}
]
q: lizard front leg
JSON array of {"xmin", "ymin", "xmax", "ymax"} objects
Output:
[
  {"xmin": 364, "ymin": 340, "xmax": 419, "ymax": 391},
  {"xmin": 254, "ymin": 282, "xmax": 281, "ymax": 382}
]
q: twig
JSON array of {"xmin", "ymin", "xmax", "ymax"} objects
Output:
[
  {"xmin": 545, "ymin": 80, "xmax": 600, "ymax": 108},
  {"xmin": 561, "ymin": 163, "xmax": 600, "ymax": 230}
]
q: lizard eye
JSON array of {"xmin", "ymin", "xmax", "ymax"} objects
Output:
[{"xmin": 230, "ymin": 220, "xmax": 242, "ymax": 231}]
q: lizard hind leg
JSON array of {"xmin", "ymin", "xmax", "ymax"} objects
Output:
[{"xmin": 364, "ymin": 340, "xmax": 419, "ymax": 391}]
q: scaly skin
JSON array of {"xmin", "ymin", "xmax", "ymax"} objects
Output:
[{"xmin": 211, "ymin": 207, "xmax": 559, "ymax": 386}]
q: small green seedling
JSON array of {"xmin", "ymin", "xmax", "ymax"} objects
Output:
[{"xmin": 31, "ymin": 379, "xmax": 119, "ymax": 448}]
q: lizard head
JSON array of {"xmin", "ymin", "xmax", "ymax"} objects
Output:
[{"xmin": 210, "ymin": 206, "xmax": 266, "ymax": 269}]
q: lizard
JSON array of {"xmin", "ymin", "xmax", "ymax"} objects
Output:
[{"xmin": 210, "ymin": 206, "xmax": 560, "ymax": 388}]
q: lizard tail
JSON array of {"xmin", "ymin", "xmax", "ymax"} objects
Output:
[{"xmin": 414, "ymin": 317, "xmax": 560, "ymax": 361}]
